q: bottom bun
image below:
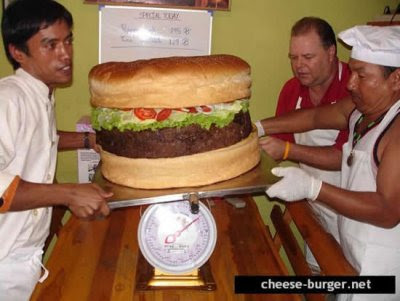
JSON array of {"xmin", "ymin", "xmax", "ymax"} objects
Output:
[{"xmin": 100, "ymin": 127, "xmax": 260, "ymax": 189}]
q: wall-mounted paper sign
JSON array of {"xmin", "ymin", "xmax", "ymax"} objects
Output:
[{"xmin": 99, "ymin": 5, "xmax": 212, "ymax": 63}]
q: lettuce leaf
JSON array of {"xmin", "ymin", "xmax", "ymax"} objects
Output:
[{"xmin": 92, "ymin": 99, "xmax": 249, "ymax": 132}]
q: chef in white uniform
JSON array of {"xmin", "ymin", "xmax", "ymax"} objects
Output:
[
  {"xmin": 264, "ymin": 25, "xmax": 400, "ymax": 300},
  {"xmin": 0, "ymin": 1, "xmax": 112, "ymax": 300}
]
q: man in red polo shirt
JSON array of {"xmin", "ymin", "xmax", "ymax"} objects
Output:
[{"xmin": 256, "ymin": 17, "xmax": 350, "ymax": 272}]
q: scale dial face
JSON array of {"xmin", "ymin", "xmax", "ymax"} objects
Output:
[{"xmin": 138, "ymin": 201, "xmax": 217, "ymax": 274}]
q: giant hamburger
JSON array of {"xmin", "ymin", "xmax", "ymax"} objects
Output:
[{"xmin": 89, "ymin": 54, "xmax": 260, "ymax": 189}]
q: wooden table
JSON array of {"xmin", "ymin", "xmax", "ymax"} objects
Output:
[{"xmin": 31, "ymin": 196, "xmax": 301, "ymax": 301}]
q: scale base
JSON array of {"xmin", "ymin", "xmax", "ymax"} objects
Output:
[{"xmin": 135, "ymin": 252, "xmax": 216, "ymax": 291}]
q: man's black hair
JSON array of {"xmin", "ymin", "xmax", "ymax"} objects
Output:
[
  {"xmin": 291, "ymin": 17, "xmax": 337, "ymax": 53},
  {"xmin": 1, "ymin": 0, "xmax": 73, "ymax": 70}
]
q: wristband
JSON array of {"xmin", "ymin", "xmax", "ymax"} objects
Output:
[
  {"xmin": 83, "ymin": 132, "xmax": 90, "ymax": 149},
  {"xmin": 282, "ymin": 141, "xmax": 291, "ymax": 160},
  {"xmin": 255, "ymin": 120, "xmax": 265, "ymax": 137},
  {"xmin": 0, "ymin": 176, "xmax": 21, "ymax": 213}
]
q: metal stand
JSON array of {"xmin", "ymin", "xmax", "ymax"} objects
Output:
[{"xmin": 135, "ymin": 251, "xmax": 216, "ymax": 291}]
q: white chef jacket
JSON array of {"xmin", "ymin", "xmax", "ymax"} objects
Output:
[
  {"xmin": 337, "ymin": 100, "xmax": 400, "ymax": 301},
  {"xmin": 0, "ymin": 68, "xmax": 58, "ymax": 299}
]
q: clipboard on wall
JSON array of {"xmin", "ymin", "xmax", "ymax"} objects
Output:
[{"xmin": 99, "ymin": 5, "xmax": 212, "ymax": 63}]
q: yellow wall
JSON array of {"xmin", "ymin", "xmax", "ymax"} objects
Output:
[
  {"xmin": 0, "ymin": 0, "xmax": 395, "ymax": 182},
  {"xmin": 0, "ymin": 0, "xmax": 396, "ymax": 271}
]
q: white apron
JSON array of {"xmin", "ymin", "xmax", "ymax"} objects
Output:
[
  {"xmin": 337, "ymin": 100, "xmax": 400, "ymax": 301},
  {"xmin": 294, "ymin": 97, "xmax": 341, "ymax": 270}
]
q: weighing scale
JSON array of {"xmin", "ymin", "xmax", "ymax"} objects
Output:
[{"xmin": 96, "ymin": 152, "xmax": 278, "ymax": 291}]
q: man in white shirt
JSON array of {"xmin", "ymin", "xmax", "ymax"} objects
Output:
[{"xmin": 0, "ymin": 1, "xmax": 112, "ymax": 299}]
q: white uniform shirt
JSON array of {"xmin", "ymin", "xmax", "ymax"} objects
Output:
[{"xmin": 0, "ymin": 68, "xmax": 58, "ymax": 260}]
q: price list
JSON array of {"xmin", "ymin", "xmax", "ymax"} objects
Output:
[{"xmin": 100, "ymin": 6, "xmax": 212, "ymax": 62}]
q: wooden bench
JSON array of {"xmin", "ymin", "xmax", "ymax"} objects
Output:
[{"xmin": 270, "ymin": 201, "xmax": 357, "ymax": 301}]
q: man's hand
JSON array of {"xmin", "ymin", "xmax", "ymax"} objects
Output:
[
  {"xmin": 259, "ymin": 136, "xmax": 286, "ymax": 161},
  {"xmin": 65, "ymin": 183, "xmax": 113, "ymax": 218},
  {"xmin": 266, "ymin": 167, "xmax": 322, "ymax": 202},
  {"xmin": 93, "ymin": 143, "xmax": 102, "ymax": 153},
  {"xmin": 88, "ymin": 132, "xmax": 102, "ymax": 153}
]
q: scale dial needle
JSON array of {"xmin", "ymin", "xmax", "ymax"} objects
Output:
[{"xmin": 164, "ymin": 217, "xmax": 200, "ymax": 244}]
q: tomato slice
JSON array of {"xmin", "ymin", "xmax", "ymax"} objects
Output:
[
  {"xmin": 200, "ymin": 105, "xmax": 212, "ymax": 112},
  {"xmin": 187, "ymin": 107, "xmax": 197, "ymax": 113},
  {"xmin": 156, "ymin": 109, "xmax": 172, "ymax": 121},
  {"xmin": 134, "ymin": 108, "xmax": 157, "ymax": 120}
]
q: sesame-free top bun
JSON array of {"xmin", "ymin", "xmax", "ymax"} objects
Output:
[{"xmin": 89, "ymin": 54, "xmax": 251, "ymax": 109}]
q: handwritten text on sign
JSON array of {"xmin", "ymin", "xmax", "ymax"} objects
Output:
[{"xmin": 99, "ymin": 6, "xmax": 212, "ymax": 63}]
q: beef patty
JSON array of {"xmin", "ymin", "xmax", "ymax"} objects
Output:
[{"xmin": 96, "ymin": 111, "xmax": 252, "ymax": 158}]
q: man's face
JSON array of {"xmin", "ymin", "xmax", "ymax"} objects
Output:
[
  {"xmin": 13, "ymin": 20, "xmax": 73, "ymax": 89},
  {"xmin": 347, "ymin": 58, "xmax": 394, "ymax": 115},
  {"xmin": 289, "ymin": 30, "xmax": 335, "ymax": 88}
]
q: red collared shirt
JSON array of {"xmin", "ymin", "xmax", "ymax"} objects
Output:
[{"xmin": 274, "ymin": 61, "xmax": 350, "ymax": 150}]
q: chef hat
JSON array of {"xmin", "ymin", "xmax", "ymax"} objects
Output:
[{"xmin": 338, "ymin": 25, "xmax": 400, "ymax": 67}]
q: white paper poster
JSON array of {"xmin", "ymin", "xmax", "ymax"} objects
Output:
[{"xmin": 99, "ymin": 5, "xmax": 212, "ymax": 63}]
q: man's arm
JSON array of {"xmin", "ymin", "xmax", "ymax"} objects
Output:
[
  {"xmin": 57, "ymin": 130, "xmax": 96, "ymax": 151},
  {"xmin": 260, "ymin": 136, "xmax": 342, "ymax": 170},
  {"xmin": 268, "ymin": 118, "xmax": 400, "ymax": 228},
  {"xmin": 259, "ymin": 97, "xmax": 355, "ymax": 135},
  {"xmin": 268, "ymin": 164, "xmax": 400, "ymax": 228},
  {"xmin": 8, "ymin": 180, "xmax": 112, "ymax": 218},
  {"xmin": 290, "ymin": 144, "xmax": 342, "ymax": 170},
  {"xmin": 258, "ymin": 98, "xmax": 353, "ymax": 170}
]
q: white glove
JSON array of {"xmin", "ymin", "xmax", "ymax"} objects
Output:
[
  {"xmin": 266, "ymin": 167, "xmax": 322, "ymax": 202},
  {"xmin": 254, "ymin": 120, "xmax": 265, "ymax": 137}
]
